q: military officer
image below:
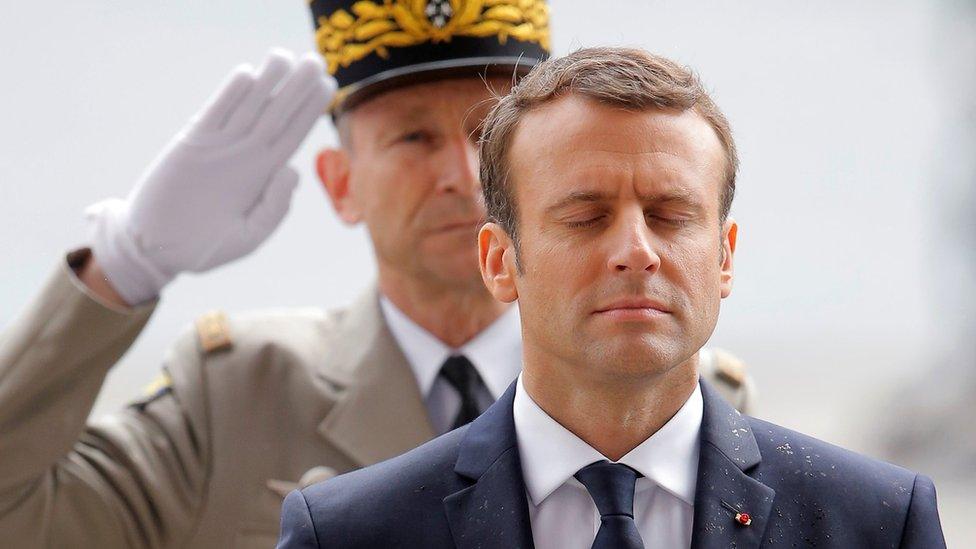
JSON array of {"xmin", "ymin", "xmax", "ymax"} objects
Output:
[{"xmin": 0, "ymin": 1, "xmax": 754, "ymax": 547}]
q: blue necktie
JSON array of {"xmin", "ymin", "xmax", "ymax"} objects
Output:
[{"xmin": 574, "ymin": 460, "xmax": 645, "ymax": 549}]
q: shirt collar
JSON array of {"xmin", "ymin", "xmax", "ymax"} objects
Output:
[
  {"xmin": 513, "ymin": 374, "xmax": 702, "ymax": 507},
  {"xmin": 379, "ymin": 295, "xmax": 522, "ymax": 400}
]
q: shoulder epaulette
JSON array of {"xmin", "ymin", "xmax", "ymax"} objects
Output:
[
  {"xmin": 712, "ymin": 348, "xmax": 747, "ymax": 387},
  {"xmin": 195, "ymin": 310, "xmax": 233, "ymax": 353}
]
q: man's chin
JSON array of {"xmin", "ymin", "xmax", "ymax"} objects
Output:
[
  {"xmin": 420, "ymin": 260, "xmax": 486, "ymax": 291},
  {"xmin": 415, "ymin": 241, "xmax": 480, "ymax": 278},
  {"xmin": 585, "ymin": 336, "xmax": 687, "ymax": 376}
]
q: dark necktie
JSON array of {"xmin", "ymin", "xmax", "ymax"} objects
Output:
[
  {"xmin": 438, "ymin": 354, "xmax": 484, "ymax": 429},
  {"xmin": 574, "ymin": 460, "xmax": 645, "ymax": 549}
]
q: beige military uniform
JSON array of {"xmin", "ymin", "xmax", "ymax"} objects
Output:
[{"xmin": 0, "ymin": 251, "xmax": 755, "ymax": 548}]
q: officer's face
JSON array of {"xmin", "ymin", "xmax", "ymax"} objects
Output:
[
  {"xmin": 480, "ymin": 95, "xmax": 737, "ymax": 380},
  {"xmin": 319, "ymin": 77, "xmax": 509, "ymax": 292}
]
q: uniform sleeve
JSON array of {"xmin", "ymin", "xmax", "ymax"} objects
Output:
[
  {"xmin": 899, "ymin": 474, "xmax": 947, "ymax": 549},
  {"xmin": 0, "ymin": 251, "xmax": 211, "ymax": 548},
  {"xmin": 277, "ymin": 489, "xmax": 321, "ymax": 549}
]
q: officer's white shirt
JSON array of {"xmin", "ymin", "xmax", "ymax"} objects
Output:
[
  {"xmin": 379, "ymin": 297, "xmax": 522, "ymax": 435},
  {"xmin": 513, "ymin": 374, "xmax": 702, "ymax": 549}
]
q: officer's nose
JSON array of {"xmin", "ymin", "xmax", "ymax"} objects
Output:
[
  {"xmin": 606, "ymin": 209, "xmax": 661, "ymax": 274},
  {"xmin": 434, "ymin": 132, "xmax": 479, "ymax": 196}
]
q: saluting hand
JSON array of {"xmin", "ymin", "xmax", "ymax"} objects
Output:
[{"xmin": 84, "ymin": 48, "xmax": 336, "ymax": 306}]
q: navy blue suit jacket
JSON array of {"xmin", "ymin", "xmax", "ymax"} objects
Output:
[{"xmin": 277, "ymin": 380, "xmax": 945, "ymax": 548}]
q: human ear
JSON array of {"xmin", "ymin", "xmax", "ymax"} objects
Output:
[
  {"xmin": 720, "ymin": 218, "xmax": 737, "ymax": 299},
  {"xmin": 479, "ymin": 223, "xmax": 519, "ymax": 303},
  {"xmin": 316, "ymin": 148, "xmax": 362, "ymax": 224}
]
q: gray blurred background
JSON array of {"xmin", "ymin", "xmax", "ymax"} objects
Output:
[{"xmin": 1, "ymin": 0, "xmax": 973, "ymax": 544}]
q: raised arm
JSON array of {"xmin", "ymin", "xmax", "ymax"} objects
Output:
[{"xmin": 0, "ymin": 49, "xmax": 335, "ymax": 547}]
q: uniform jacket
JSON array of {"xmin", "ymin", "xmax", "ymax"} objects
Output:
[
  {"xmin": 278, "ymin": 380, "xmax": 946, "ymax": 549},
  {"xmin": 0, "ymin": 251, "xmax": 752, "ymax": 548}
]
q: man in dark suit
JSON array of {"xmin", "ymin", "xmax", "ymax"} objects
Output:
[{"xmin": 277, "ymin": 46, "xmax": 946, "ymax": 548}]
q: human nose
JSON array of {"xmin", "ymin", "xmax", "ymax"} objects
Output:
[
  {"xmin": 434, "ymin": 133, "xmax": 479, "ymax": 196},
  {"xmin": 606, "ymin": 209, "xmax": 661, "ymax": 274}
]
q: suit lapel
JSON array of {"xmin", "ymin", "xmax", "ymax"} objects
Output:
[
  {"xmin": 691, "ymin": 380, "xmax": 775, "ymax": 549},
  {"xmin": 317, "ymin": 288, "xmax": 435, "ymax": 467},
  {"xmin": 444, "ymin": 383, "xmax": 535, "ymax": 549},
  {"xmin": 440, "ymin": 377, "xmax": 775, "ymax": 549}
]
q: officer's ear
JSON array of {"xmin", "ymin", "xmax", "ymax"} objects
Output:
[
  {"xmin": 317, "ymin": 148, "xmax": 362, "ymax": 224},
  {"xmin": 720, "ymin": 218, "xmax": 737, "ymax": 299},
  {"xmin": 479, "ymin": 222, "xmax": 519, "ymax": 303}
]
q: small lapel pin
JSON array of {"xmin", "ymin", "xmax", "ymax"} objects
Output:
[
  {"xmin": 735, "ymin": 512, "xmax": 753, "ymax": 526},
  {"xmin": 721, "ymin": 500, "xmax": 753, "ymax": 526}
]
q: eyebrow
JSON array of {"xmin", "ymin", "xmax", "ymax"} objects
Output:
[
  {"xmin": 396, "ymin": 106, "xmax": 433, "ymax": 126},
  {"xmin": 373, "ymin": 106, "xmax": 433, "ymax": 143},
  {"xmin": 545, "ymin": 189, "xmax": 704, "ymax": 215}
]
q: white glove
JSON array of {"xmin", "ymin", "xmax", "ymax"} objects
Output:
[{"xmin": 85, "ymin": 48, "xmax": 336, "ymax": 305}]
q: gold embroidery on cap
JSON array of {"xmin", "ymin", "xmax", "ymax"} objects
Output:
[{"xmin": 316, "ymin": 0, "xmax": 550, "ymax": 75}]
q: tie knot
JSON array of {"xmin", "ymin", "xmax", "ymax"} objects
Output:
[
  {"xmin": 439, "ymin": 355, "xmax": 477, "ymax": 392},
  {"xmin": 574, "ymin": 460, "xmax": 642, "ymax": 519}
]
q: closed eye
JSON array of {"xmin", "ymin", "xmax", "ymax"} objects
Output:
[
  {"xmin": 566, "ymin": 215, "xmax": 606, "ymax": 228},
  {"xmin": 647, "ymin": 214, "xmax": 689, "ymax": 227}
]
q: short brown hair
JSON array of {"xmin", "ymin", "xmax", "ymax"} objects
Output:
[{"xmin": 479, "ymin": 46, "xmax": 738, "ymax": 246}]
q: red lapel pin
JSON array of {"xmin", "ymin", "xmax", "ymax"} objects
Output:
[
  {"xmin": 721, "ymin": 500, "xmax": 752, "ymax": 527},
  {"xmin": 735, "ymin": 512, "xmax": 753, "ymax": 526}
]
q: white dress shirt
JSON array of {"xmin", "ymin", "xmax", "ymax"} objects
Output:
[
  {"xmin": 379, "ymin": 296, "xmax": 523, "ymax": 434},
  {"xmin": 513, "ymin": 374, "xmax": 703, "ymax": 549}
]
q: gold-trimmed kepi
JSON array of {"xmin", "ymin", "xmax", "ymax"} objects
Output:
[{"xmin": 309, "ymin": 0, "xmax": 550, "ymax": 114}]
